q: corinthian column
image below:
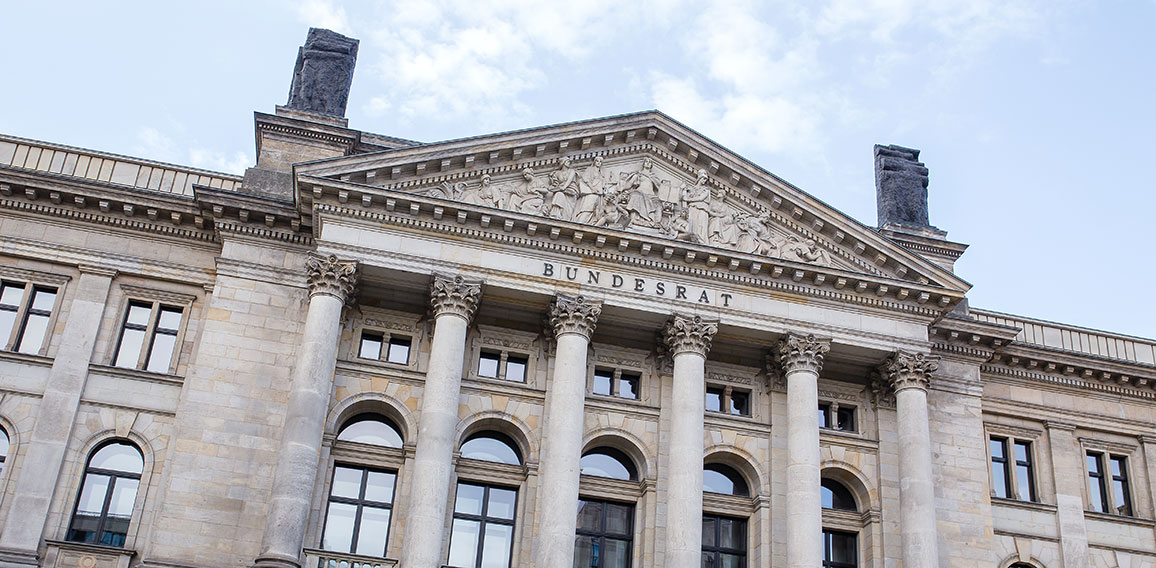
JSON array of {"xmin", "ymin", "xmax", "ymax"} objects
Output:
[
  {"xmin": 535, "ymin": 294, "xmax": 601, "ymax": 568},
  {"xmin": 400, "ymin": 274, "xmax": 482, "ymax": 568},
  {"xmin": 256, "ymin": 254, "xmax": 358, "ymax": 568},
  {"xmin": 775, "ymin": 333, "xmax": 830, "ymax": 568},
  {"xmin": 881, "ymin": 351, "xmax": 940, "ymax": 568},
  {"xmin": 661, "ymin": 314, "xmax": 718, "ymax": 568}
]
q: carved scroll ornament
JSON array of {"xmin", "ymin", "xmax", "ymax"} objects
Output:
[
  {"xmin": 774, "ymin": 333, "xmax": 831, "ymax": 376},
  {"xmin": 305, "ymin": 253, "xmax": 358, "ymax": 302},
  {"xmin": 429, "ymin": 274, "xmax": 483, "ymax": 322},
  {"xmin": 661, "ymin": 314, "xmax": 718, "ymax": 357},
  {"xmin": 547, "ymin": 294, "xmax": 601, "ymax": 340},
  {"xmin": 880, "ymin": 350, "xmax": 938, "ymax": 393}
]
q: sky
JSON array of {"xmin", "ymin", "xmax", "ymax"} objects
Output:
[{"xmin": 1, "ymin": 1, "xmax": 1153, "ymax": 338}]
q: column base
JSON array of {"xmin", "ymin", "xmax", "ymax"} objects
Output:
[{"xmin": 252, "ymin": 552, "xmax": 302, "ymax": 568}]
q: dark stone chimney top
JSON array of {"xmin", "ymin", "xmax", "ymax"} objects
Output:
[
  {"xmin": 874, "ymin": 144, "xmax": 934, "ymax": 230},
  {"xmin": 285, "ymin": 28, "xmax": 359, "ymax": 118}
]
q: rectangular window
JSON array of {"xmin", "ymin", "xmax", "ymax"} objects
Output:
[
  {"xmin": 822, "ymin": 530, "xmax": 857, "ymax": 568},
  {"xmin": 574, "ymin": 498, "xmax": 633, "ymax": 568},
  {"xmin": 1014, "ymin": 441, "xmax": 1036, "ymax": 502},
  {"xmin": 1111, "ymin": 456, "xmax": 1131, "ymax": 516},
  {"xmin": 475, "ymin": 349, "xmax": 529, "ymax": 383},
  {"xmin": 702, "ymin": 514, "xmax": 746, "ymax": 567},
  {"xmin": 1, "ymin": 282, "xmax": 57, "ymax": 355},
  {"xmin": 386, "ymin": 336, "xmax": 411, "ymax": 365},
  {"xmin": 707, "ymin": 386, "xmax": 750, "ymax": 417},
  {"xmin": 591, "ymin": 368, "xmax": 640, "ymax": 401},
  {"xmin": 990, "ymin": 438, "xmax": 1010, "ymax": 499},
  {"xmin": 359, "ymin": 332, "xmax": 412, "ymax": 366},
  {"xmin": 1087, "ymin": 451, "xmax": 1109, "ymax": 514},
  {"xmin": 505, "ymin": 355, "xmax": 528, "ymax": 383},
  {"xmin": 321, "ymin": 465, "xmax": 396, "ymax": 557},
  {"xmin": 818, "ymin": 403, "xmax": 855, "ymax": 432},
  {"xmin": 359, "ymin": 332, "xmax": 383, "ymax": 360},
  {"xmin": 447, "ymin": 482, "xmax": 516, "ymax": 568},
  {"xmin": 113, "ymin": 301, "xmax": 183, "ymax": 373},
  {"xmin": 990, "ymin": 435, "xmax": 1037, "ymax": 502}
]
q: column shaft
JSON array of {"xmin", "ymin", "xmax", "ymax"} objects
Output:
[
  {"xmin": 0, "ymin": 269, "xmax": 114, "ymax": 561},
  {"xmin": 785, "ymin": 368, "xmax": 822, "ymax": 568},
  {"xmin": 1047, "ymin": 422, "xmax": 1090, "ymax": 568},
  {"xmin": 665, "ymin": 351, "xmax": 706, "ymax": 567},
  {"xmin": 534, "ymin": 295, "xmax": 599, "ymax": 568},
  {"xmin": 256, "ymin": 254, "xmax": 356, "ymax": 568},
  {"xmin": 895, "ymin": 387, "xmax": 939, "ymax": 567},
  {"xmin": 400, "ymin": 275, "xmax": 481, "ymax": 568}
]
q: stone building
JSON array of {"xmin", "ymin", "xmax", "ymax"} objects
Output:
[{"xmin": 0, "ymin": 28, "xmax": 1153, "ymax": 568}]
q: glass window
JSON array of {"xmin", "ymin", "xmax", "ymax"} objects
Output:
[
  {"xmin": 575, "ymin": 498, "xmax": 633, "ymax": 568},
  {"xmin": 822, "ymin": 530, "xmax": 857, "ymax": 568},
  {"xmin": 461, "ymin": 432, "xmax": 521, "ymax": 465},
  {"xmin": 580, "ymin": 448, "xmax": 637, "ymax": 481},
  {"xmin": 113, "ymin": 301, "xmax": 184, "ymax": 373},
  {"xmin": 478, "ymin": 351, "xmax": 501, "ymax": 378},
  {"xmin": 818, "ymin": 403, "xmax": 855, "ymax": 431},
  {"xmin": 359, "ymin": 332, "xmax": 383, "ymax": 360},
  {"xmin": 1087, "ymin": 451, "xmax": 1109, "ymax": 514},
  {"xmin": 702, "ymin": 514, "xmax": 746, "ymax": 567},
  {"xmin": 321, "ymin": 465, "xmax": 396, "ymax": 557},
  {"xmin": 67, "ymin": 441, "xmax": 144, "ymax": 547},
  {"xmin": 821, "ymin": 479, "xmax": 856, "ymax": 511},
  {"xmin": 448, "ymin": 483, "xmax": 517, "ymax": 568},
  {"xmin": 707, "ymin": 386, "xmax": 749, "ymax": 417},
  {"xmin": 1014, "ymin": 441, "xmax": 1036, "ymax": 502},
  {"xmin": 990, "ymin": 437, "xmax": 1010, "ymax": 499},
  {"xmin": 592, "ymin": 369, "xmax": 639, "ymax": 400},
  {"xmin": 336, "ymin": 414, "xmax": 403, "ymax": 448},
  {"xmin": 359, "ymin": 333, "xmax": 412, "ymax": 366},
  {"xmin": 0, "ymin": 427, "xmax": 8, "ymax": 475},
  {"xmin": 1, "ymin": 283, "xmax": 57, "ymax": 354},
  {"xmin": 1110, "ymin": 455, "xmax": 1132, "ymax": 516},
  {"xmin": 705, "ymin": 387, "xmax": 723, "ymax": 413},
  {"xmin": 505, "ymin": 355, "xmax": 528, "ymax": 383},
  {"xmin": 703, "ymin": 464, "xmax": 749, "ymax": 497},
  {"xmin": 386, "ymin": 337, "xmax": 411, "ymax": 365}
]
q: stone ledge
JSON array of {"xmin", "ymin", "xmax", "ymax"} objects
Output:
[
  {"xmin": 42, "ymin": 540, "xmax": 134, "ymax": 568},
  {"xmin": 990, "ymin": 496, "xmax": 1058, "ymax": 513},
  {"xmin": 1084, "ymin": 510, "xmax": 1156, "ymax": 528}
]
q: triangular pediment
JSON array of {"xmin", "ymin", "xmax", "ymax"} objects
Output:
[{"xmin": 294, "ymin": 111, "xmax": 970, "ymax": 294}]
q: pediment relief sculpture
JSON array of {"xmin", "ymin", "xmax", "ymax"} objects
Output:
[{"xmin": 413, "ymin": 153, "xmax": 842, "ymax": 269}]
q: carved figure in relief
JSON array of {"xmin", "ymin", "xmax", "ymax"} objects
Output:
[
  {"xmin": 780, "ymin": 237, "xmax": 832, "ymax": 265},
  {"xmin": 617, "ymin": 157, "xmax": 662, "ymax": 227},
  {"xmin": 707, "ymin": 189, "xmax": 739, "ymax": 246},
  {"xmin": 546, "ymin": 156, "xmax": 580, "ymax": 219},
  {"xmin": 574, "ymin": 156, "xmax": 609, "ymax": 224},
  {"xmin": 507, "ymin": 167, "xmax": 548, "ymax": 213},
  {"xmin": 680, "ymin": 169, "xmax": 711, "ymax": 244},
  {"xmin": 460, "ymin": 174, "xmax": 500, "ymax": 208},
  {"xmin": 428, "ymin": 180, "xmax": 467, "ymax": 201},
  {"xmin": 736, "ymin": 211, "xmax": 779, "ymax": 255}
]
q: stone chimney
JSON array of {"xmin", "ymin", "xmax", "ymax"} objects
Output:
[{"xmin": 873, "ymin": 144, "xmax": 968, "ymax": 273}]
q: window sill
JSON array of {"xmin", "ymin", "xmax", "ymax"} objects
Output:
[
  {"xmin": 43, "ymin": 540, "xmax": 135, "ymax": 568},
  {"xmin": 0, "ymin": 349, "xmax": 53, "ymax": 367},
  {"xmin": 88, "ymin": 363, "xmax": 184, "ymax": 385},
  {"xmin": 461, "ymin": 375, "xmax": 544, "ymax": 399},
  {"xmin": 1084, "ymin": 510, "xmax": 1156, "ymax": 527},
  {"xmin": 990, "ymin": 496, "xmax": 1057, "ymax": 512},
  {"xmin": 303, "ymin": 548, "xmax": 397, "ymax": 568}
]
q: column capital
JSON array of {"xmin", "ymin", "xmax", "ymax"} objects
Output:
[
  {"xmin": 547, "ymin": 294, "xmax": 601, "ymax": 340},
  {"xmin": 661, "ymin": 313, "xmax": 718, "ymax": 357},
  {"xmin": 774, "ymin": 333, "xmax": 830, "ymax": 376},
  {"xmin": 881, "ymin": 350, "xmax": 939, "ymax": 393},
  {"xmin": 429, "ymin": 273, "xmax": 482, "ymax": 322},
  {"xmin": 305, "ymin": 253, "xmax": 358, "ymax": 302}
]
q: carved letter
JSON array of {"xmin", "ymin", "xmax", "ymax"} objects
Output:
[
  {"xmin": 588, "ymin": 271, "xmax": 600, "ymax": 284},
  {"xmin": 698, "ymin": 291, "xmax": 710, "ymax": 304},
  {"xmin": 656, "ymin": 282, "xmax": 666, "ymax": 295},
  {"xmin": 721, "ymin": 293, "xmax": 732, "ymax": 307},
  {"xmin": 565, "ymin": 267, "xmax": 578, "ymax": 280},
  {"xmin": 676, "ymin": 285, "xmax": 687, "ymax": 299},
  {"xmin": 543, "ymin": 263, "xmax": 554, "ymax": 277},
  {"xmin": 634, "ymin": 278, "xmax": 645, "ymax": 292},
  {"xmin": 612, "ymin": 275, "xmax": 624, "ymax": 288}
]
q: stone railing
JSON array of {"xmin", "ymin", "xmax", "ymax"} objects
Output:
[
  {"xmin": 0, "ymin": 134, "xmax": 242, "ymax": 196},
  {"xmin": 972, "ymin": 308, "xmax": 1156, "ymax": 366},
  {"xmin": 302, "ymin": 548, "xmax": 398, "ymax": 568}
]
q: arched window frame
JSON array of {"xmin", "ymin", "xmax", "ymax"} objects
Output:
[
  {"xmin": 820, "ymin": 471, "xmax": 880, "ymax": 568},
  {"xmin": 576, "ymin": 438, "xmax": 648, "ymax": 568},
  {"xmin": 702, "ymin": 459, "xmax": 758, "ymax": 568},
  {"xmin": 65, "ymin": 439, "xmax": 145, "ymax": 548}
]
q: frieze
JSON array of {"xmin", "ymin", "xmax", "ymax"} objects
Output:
[
  {"xmin": 595, "ymin": 354, "xmax": 646, "ymax": 369},
  {"xmin": 707, "ymin": 372, "xmax": 754, "ymax": 387},
  {"xmin": 481, "ymin": 336, "xmax": 534, "ymax": 351},
  {"xmin": 817, "ymin": 389, "xmax": 860, "ymax": 403},
  {"xmin": 362, "ymin": 317, "xmax": 417, "ymax": 333}
]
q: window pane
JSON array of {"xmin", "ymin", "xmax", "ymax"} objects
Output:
[
  {"xmin": 100, "ymin": 517, "xmax": 129, "ymax": 547},
  {"xmin": 90, "ymin": 443, "xmax": 144, "ymax": 473},
  {"xmin": 702, "ymin": 517, "xmax": 716, "ymax": 547},
  {"xmin": 448, "ymin": 519, "xmax": 481, "ymax": 567},
  {"xmin": 505, "ymin": 356, "xmax": 527, "ymax": 382},
  {"xmin": 705, "ymin": 389, "xmax": 722, "ymax": 412},
  {"xmin": 338, "ymin": 418, "xmax": 403, "ymax": 448},
  {"xmin": 455, "ymin": 484, "xmax": 485, "ymax": 515},
  {"xmin": 1087, "ymin": 454, "xmax": 1101, "ymax": 474},
  {"xmin": 602, "ymin": 538, "xmax": 631, "ymax": 568},
  {"xmin": 125, "ymin": 304, "xmax": 151, "ymax": 326},
  {"xmin": 322, "ymin": 502, "xmax": 357, "ymax": 553},
  {"xmin": 107, "ymin": 478, "xmax": 139, "ymax": 517},
  {"xmin": 573, "ymin": 535, "xmax": 596, "ymax": 567},
  {"xmin": 821, "ymin": 479, "xmax": 856, "ymax": 511},
  {"xmin": 157, "ymin": 308, "xmax": 182, "ymax": 330},
  {"xmin": 836, "ymin": 407, "xmax": 854, "ymax": 430},
  {"xmin": 1088, "ymin": 476, "xmax": 1106, "ymax": 513},
  {"xmin": 16, "ymin": 313, "xmax": 49, "ymax": 353},
  {"xmin": 719, "ymin": 553, "xmax": 744, "ymax": 568},
  {"xmin": 718, "ymin": 518, "xmax": 743, "ymax": 549},
  {"xmin": 576, "ymin": 499, "xmax": 603, "ymax": 532},
  {"xmin": 354, "ymin": 506, "xmax": 391, "ymax": 557},
  {"xmin": 478, "ymin": 352, "xmax": 500, "ymax": 378},
  {"xmin": 480, "ymin": 523, "xmax": 513, "ymax": 568},
  {"xmin": 1016, "ymin": 465, "xmax": 1033, "ymax": 501},
  {"xmin": 593, "ymin": 371, "xmax": 612, "ymax": 395},
  {"xmin": 114, "ymin": 328, "xmax": 146, "ymax": 367},
  {"xmin": 704, "ymin": 468, "xmax": 738, "ymax": 495},
  {"xmin": 0, "ymin": 429, "xmax": 8, "ymax": 458},
  {"xmin": 68, "ymin": 512, "xmax": 101, "ymax": 544},
  {"xmin": 30, "ymin": 289, "xmax": 56, "ymax": 311},
  {"xmin": 0, "ymin": 284, "xmax": 25, "ymax": 307},
  {"xmin": 76, "ymin": 474, "xmax": 111, "ymax": 514},
  {"xmin": 620, "ymin": 374, "xmax": 639, "ymax": 399},
  {"xmin": 387, "ymin": 337, "xmax": 411, "ymax": 364},
  {"xmin": 990, "ymin": 439, "xmax": 1005, "ymax": 460},
  {"xmin": 487, "ymin": 488, "xmax": 517, "ymax": 520},
  {"xmin": 828, "ymin": 532, "xmax": 856, "ymax": 563},
  {"xmin": 461, "ymin": 435, "xmax": 520, "ymax": 465},
  {"xmin": 730, "ymin": 391, "xmax": 749, "ymax": 416},
  {"xmin": 331, "ymin": 467, "xmax": 363, "ymax": 499},
  {"xmin": 0, "ymin": 309, "xmax": 15, "ymax": 346},
  {"xmin": 364, "ymin": 471, "xmax": 396, "ymax": 503},
  {"xmin": 581, "ymin": 452, "xmax": 632, "ymax": 480},
  {"xmin": 359, "ymin": 334, "xmax": 382, "ymax": 359},
  {"xmin": 145, "ymin": 331, "xmax": 176, "ymax": 372},
  {"xmin": 1014, "ymin": 441, "xmax": 1030, "ymax": 464},
  {"xmin": 1113, "ymin": 480, "xmax": 1130, "ymax": 515},
  {"xmin": 818, "ymin": 404, "xmax": 829, "ymax": 428},
  {"xmin": 991, "ymin": 462, "xmax": 1008, "ymax": 498},
  {"xmin": 604, "ymin": 503, "xmax": 631, "ymax": 535},
  {"xmin": 1110, "ymin": 456, "xmax": 1125, "ymax": 478}
]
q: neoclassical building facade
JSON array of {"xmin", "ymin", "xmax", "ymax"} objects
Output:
[{"xmin": 0, "ymin": 28, "xmax": 1154, "ymax": 568}]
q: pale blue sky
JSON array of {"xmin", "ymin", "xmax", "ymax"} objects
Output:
[{"xmin": 1, "ymin": 1, "xmax": 1153, "ymax": 338}]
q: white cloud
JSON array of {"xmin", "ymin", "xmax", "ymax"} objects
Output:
[
  {"xmin": 189, "ymin": 148, "xmax": 251, "ymax": 175},
  {"xmin": 295, "ymin": 0, "xmax": 352, "ymax": 36},
  {"xmin": 134, "ymin": 127, "xmax": 179, "ymax": 163}
]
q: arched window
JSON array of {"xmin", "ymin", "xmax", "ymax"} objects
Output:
[
  {"xmin": 821, "ymin": 479, "xmax": 857, "ymax": 511},
  {"xmin": 336, "ymin": 413, "xmax": 403, "ymax": 448},
  {"xmin": 704, "ymin": 463, "xmax": 749, "ymax": 497},
  {"xmin": 580, "ymin": 448, "xmax": 637, "ymax": 481},
  {"xmin": 67, "ymin": 441, "xmax": 144, "ymax": 547},
  {"xmin": 460, "ymin": 431, "xmax": 522, "ymax": 465},
  {"xmin": 0, "ymin": 427, "xmax": 9, "ymax": 475}
]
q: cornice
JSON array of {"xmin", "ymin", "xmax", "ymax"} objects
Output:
[
  {"xmin": 0, "ymin": 234, "xmax": 216, "ymax": 286},
  {"xmin": 311, "ymin": 199, "xmax": 957, "ymax": 320},
  {"xmin": 0, "ymin": 195, "xmax": 216, "ymax": 243},
  {"xmin": 983, "ymin": 363, "xmax": 1156, "ymax": 401}
]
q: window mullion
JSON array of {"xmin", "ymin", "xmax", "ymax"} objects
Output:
[
  {"xmin": 7, "ymin": 283, "xmax": 34, "ymax": 351},
  {"xmin": 94, "ymin": 474, "xmax": 119, "ymax": 545},
  {"xmin": 137, "ymin": 302, "xmax": 161, "ymax": 369}
]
